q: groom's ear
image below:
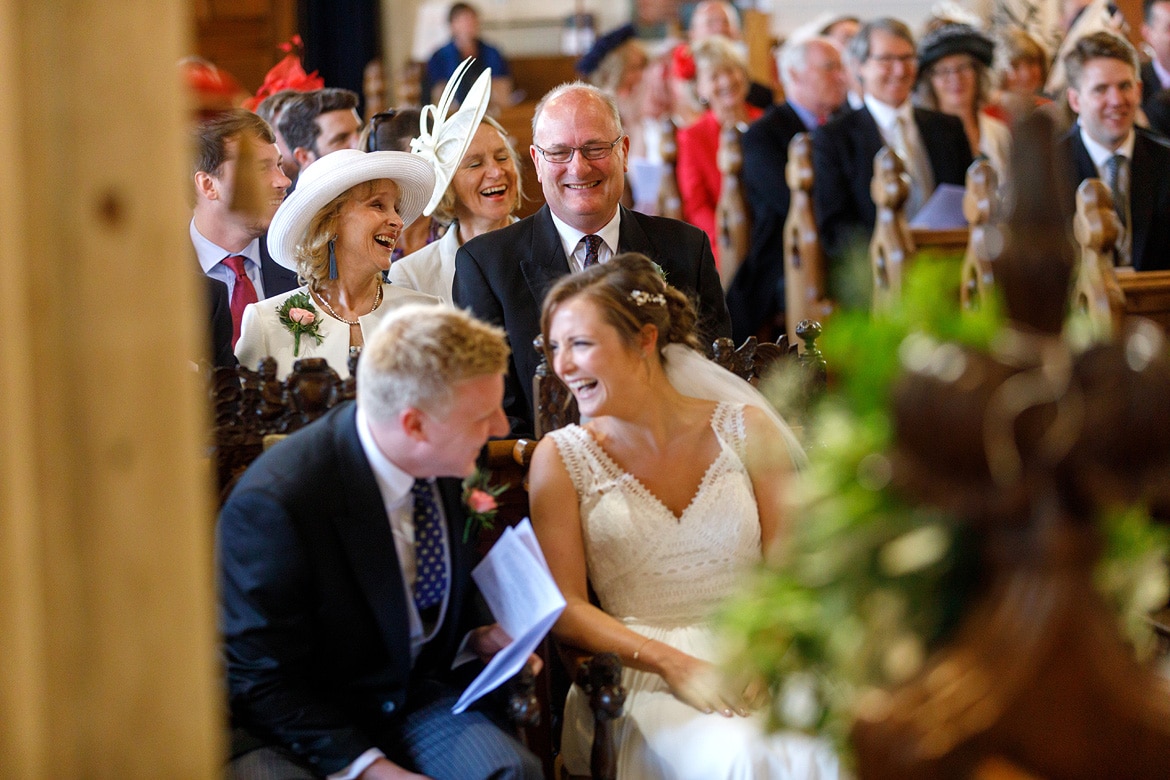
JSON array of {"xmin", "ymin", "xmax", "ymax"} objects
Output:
[{"xmin": 400, "ymin": 406, "xmax": 428, "ymax": 442}]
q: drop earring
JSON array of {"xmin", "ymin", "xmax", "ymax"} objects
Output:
[{"xmin": 328, "ymin": 238, "xmax": 338, "ymax": 280}]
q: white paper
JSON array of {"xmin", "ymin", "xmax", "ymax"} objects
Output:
[
  {"xmin": 909, "ymin": 183, "xmax": 967, "ymax": 230},
  {"xmin": 452, "ymin": 519, "xmax": 566, "ymax": 714}
]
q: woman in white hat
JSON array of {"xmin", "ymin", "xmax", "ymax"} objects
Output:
[
  {"xmin": 389, "ymin": 61, "xmax": 521, "ymax": 303},
  {"xmin": 234, "ymin": 148, "xmax": 440, "ymax": 378}
]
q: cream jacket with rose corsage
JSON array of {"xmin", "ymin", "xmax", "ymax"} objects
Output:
[{"xmin": 235, "ymin": 283, "xmax": 439, "ymax": 379}]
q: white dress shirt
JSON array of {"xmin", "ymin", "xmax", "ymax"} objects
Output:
[
  {"xmin": 1079, "ymin": 125, "xmax": 1135, "ymax": 264},
  {"xmin": 864, "ymin": 94, "xmax": 935, "ymax": 216},
  {"xmin": 190, "ymin": 219, "xmax": 268, "ymax": 300},
  {"xmin": 334, "ymin": 409, "xmax": 454, "ymax": 780},
  {"xmin": 549, "ymin": 209, "xmax": 622, "ymax": 273}
]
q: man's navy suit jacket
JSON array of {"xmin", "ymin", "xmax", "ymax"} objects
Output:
[
  {"xmin": 728, "ymin": 102, "xmax": 810, "ymax": 342},
  {"xmin": 454, "ymin": 205, "xmax": 731, "ymax": 435},
  {"xmin": 218, "ymin": 403, "xmax": 488, "ymax": 775},
  {"xmin": 811, "ymin": 105, "xmax": 972, "ymax": 288},
  {"xmin": 1060, "ymin": 125, "xmax": 1170, "ymax": 271}
]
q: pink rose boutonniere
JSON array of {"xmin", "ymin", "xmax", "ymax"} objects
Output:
[
  {"xmin": 276, "ymin": 292, "xmax": 324, "ymax": 356},
  {"xmin": 461, "ymin": 467, "xmax": 508, "ymax": 542}
]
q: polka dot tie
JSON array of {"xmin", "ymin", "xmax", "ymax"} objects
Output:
[
  {"xmin": 411, "ymin": 479, "xmax": 447, "ymax": 612},
  {"xmin": 582, "ymin": 234, "xmax": 602, "ymax": 268}
]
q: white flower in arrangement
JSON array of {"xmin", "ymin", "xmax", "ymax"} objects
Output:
[
  {"xmin": 879, "ymin": 523, "xmax": 951, "ymax": 577},
  {"xmin": 881, "ymin": 633, "xmax": 925, "ymax": 683},
  {"xmin": 777, "ymin": 672, "xmax": 821, "ymax": 730}
]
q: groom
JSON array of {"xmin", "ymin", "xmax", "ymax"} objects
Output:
[{"xmin": 218, "ymin": 304, "xmax": 542, "ymax": 780}]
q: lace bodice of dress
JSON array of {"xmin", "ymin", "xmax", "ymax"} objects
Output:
[{"xmin": 547, "ymin": 402, "xmax": 761, "ymax": 627}]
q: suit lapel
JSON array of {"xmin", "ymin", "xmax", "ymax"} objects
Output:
[
  {"xmin": 329, "ymin": 407, "xmax": 412, "ymax": 669},
  {"xmin": 520, "ymin": 207, "xmax": 573, "ymax": 307},
  {"xmin": 1067, "ymin": 131, "xmax": 1097, "ymax": 182},
  {"xmin": 617, "ymin": 206, "xmax": 654, "ymax": 258},
  {"xmin": 1129, "ymin": 134, "xmax": 1156, "ymax": 264},
  {"xmin": 259, "ymin": 234, "xmax": 299, "ymax": 297}
]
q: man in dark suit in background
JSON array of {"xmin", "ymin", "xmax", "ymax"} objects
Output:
[
  {"xmin": 455, "ymin": 83, "xmax": 730, "ymax": 435},
  {"xmin": 192, "ymin": 110, "xmax": 297, "ymax": 349},
  {"xmin": 1061, "ymin": 31, "xmax": 1170, "ymax": 271},
  {"xmin": 1139, "ymin": 0, "xmax": 1170, "ymax": 137},
  {"xmin": 219, "ymin": 304, "xmax": 542, "ymax": 780},
  {"xmin": 812, "ymin": 18, "xmax": 972, "ymax": 290},
  {"xmin": 728, "ymin": 35, "xmax": 849, "ymax": 342}
]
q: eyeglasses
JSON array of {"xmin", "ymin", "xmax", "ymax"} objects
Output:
[
  {"xmin": 364, "ymin": 110, "xmax": 399, "ymax": 153},
  {"xmin": 868, "ymin": 53, "xmax": 916, "ymax": 67},
  {"xmin": 931, "ymin": 62, "xmax": 975, "ymax": 79},
  {"xmin": 532, "ymin": 135, "xmax": 624, "ymax": 164}
]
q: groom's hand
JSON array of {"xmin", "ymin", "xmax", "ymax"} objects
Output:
[
  {"xmin": 467, "ymin": 623, "xmax": 543, "ymax": 675},
  {"xmin": 358, "ymin": 757, "xmax": 430, "ymax": 779}
]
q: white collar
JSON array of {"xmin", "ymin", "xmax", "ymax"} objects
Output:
[
  {"xmin": 864, "ymin": 94, "xmax": 913, "ymax": 131},
  {"xmin": 190, "ymin": 218, "xmax": 261, "ymax": 274},
  {"xmin": 1078, "ymin": 124, "xmax": 1136, "ymax": 169},
  {"xmin": 355, "ymin": 406, "xmax": 416, "ymax": 506},
  {"xmin": 548, "ymin": 208, "xmax": 622, "ymax": 262}
]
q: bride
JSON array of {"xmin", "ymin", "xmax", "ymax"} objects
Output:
[{"xmin": 529, "ymin": 253, "xmax": 837, "ymax": 779}]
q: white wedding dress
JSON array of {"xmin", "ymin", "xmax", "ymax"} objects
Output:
[{"xmin": 548, "ymin": 403, "xmax": 838, "ymax": 780}]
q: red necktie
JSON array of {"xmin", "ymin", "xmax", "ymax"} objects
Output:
[{"xmin": 223, "ymin": 255, "xmax": 258, "ymax": 349}]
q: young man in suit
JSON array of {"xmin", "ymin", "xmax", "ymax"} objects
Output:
[
  {"xmin": 219, "ymin": 304, "xmax": 543, "ymax": 780},
  {"xmin": 1061, "ymin": 31, "xmax": 1170, "ymax": 271},
  {"xmin": 729, "ymin": 35, "xmax": 849, "ymax": 342},
  {"xmin": 192, "ymin": 109, "xmax": 297, "ymax": 348},
  {"xmin": 811, "ymin": 18, "xmax": 972, "ymax": 290},
  {"xmin": 454, "ymin": 82, "xmax": 731, "ymax": 435},
  {"xmin": 278, "ymin": 88, "xmax": 363, "ymax": 176}
]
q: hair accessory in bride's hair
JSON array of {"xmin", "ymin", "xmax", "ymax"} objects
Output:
[{"xmin": 629, "ymin": 290, "xmax": 666, "ymax": 307}]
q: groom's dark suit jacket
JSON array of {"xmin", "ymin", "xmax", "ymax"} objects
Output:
[
  {"xmin": 1060, "ymin": 125, "xmax": 1170, "ymax": 272},
  {"xmin": 454, "ymin": 205, "xmax": 731, "ymax": 435},
  {"xmin": 218, "ymin": 402, "xmax": 488, "ymax": 775},
  {"xmin": 811, "ymin": 105, "xmax": 972, "ymax": 290}
]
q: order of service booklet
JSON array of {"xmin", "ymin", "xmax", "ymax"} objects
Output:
[{"xmin": 452, "ymin": 519, "xmax": 566, "ymax": 714}]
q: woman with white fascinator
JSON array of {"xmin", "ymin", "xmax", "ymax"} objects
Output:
[
  {"xmin": 389, "ymin": 61, "xmax": 523, "ymax": 303},
  {"xmin": 234, "ymin": 147, "xmax": 440, "ymax": 379}
]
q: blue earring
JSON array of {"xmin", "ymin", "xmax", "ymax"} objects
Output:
[{"xmin": 328, "ymin": 238, "xmax": 338, "ymax": 280}]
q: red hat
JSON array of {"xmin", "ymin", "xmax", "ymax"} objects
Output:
[{"xmin": 243, "ymin": 36, "xmax": 325, "ymax": 112}]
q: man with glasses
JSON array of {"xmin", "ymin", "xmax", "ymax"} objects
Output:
[
  {"xmin": 811, "ymin": 17, "xmax": 971, "ymax": 287},
  {"xmin": 454, "ymin": 82, "xmax": 730, "ymax": 436}
]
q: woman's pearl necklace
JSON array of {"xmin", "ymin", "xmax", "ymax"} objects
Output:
[{"xmin": 311, "ymin": 284, "xmax": 383, "ymax": 326}]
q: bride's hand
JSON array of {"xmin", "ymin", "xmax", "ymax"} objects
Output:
[{"xmin": 658, "ymin": 651, "xmax": 752, "ymax": 717}]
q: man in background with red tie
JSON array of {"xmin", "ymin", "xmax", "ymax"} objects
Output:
[
  {"xmin": 728, "ymin": 35, "xmax": 849, "ymax": 343},
  {"xmin": 455, "ymin": 83, "xmax": 730, "ymax": 436},
  {"xmin": 191, "ymin": 109, "xmax": 297, "ymax": 357}
]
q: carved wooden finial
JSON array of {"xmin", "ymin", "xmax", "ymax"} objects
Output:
[
  {"xmin": 1072, "ymin": 178, "xmax": 1125, "ymax": 336},
  {"xmin": 960, "ymin": 159, "xmax": 1001, "ymax": 311},
  {"xmin": 852, "ymin": 113, "xmax": 1170, "ymax": 780},
  {"xmin": 657, "ymin": 118, "xmax": 682, "ymax": 219},
  {"xmin": 715, "ymin": 122, "xmax": 749, "ymax": 291},
  {"xmin": 783, "ymin": 133, "xmax": 832, "ymax": 344},
  {"xmin": 869, "ymin": 147, "xmax": 915, "ymax": 311}
]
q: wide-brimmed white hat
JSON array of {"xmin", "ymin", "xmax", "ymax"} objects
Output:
[{"xmin": 267, "ymin": 149, "xmax": 436, "ymax": 271}]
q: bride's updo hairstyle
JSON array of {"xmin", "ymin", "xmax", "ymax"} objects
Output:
[{"xmin": 540, "ymin": 252, "xmax": 703, "ymax": 361}]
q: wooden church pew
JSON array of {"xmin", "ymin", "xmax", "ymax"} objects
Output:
[{"xmin": 1071, "ymin": 177, "xmax": 1170, "ymax": 334}]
